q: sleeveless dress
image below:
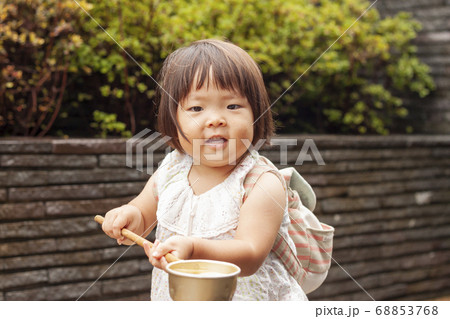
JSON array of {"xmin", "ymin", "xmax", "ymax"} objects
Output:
[{"xmin": 151, "ymin": 149, "xmax": 308, "ymax": 301}]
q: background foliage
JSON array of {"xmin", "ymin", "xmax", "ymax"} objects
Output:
[
  {"xmin": 0, "ymin": 0, "xmax": 435, "ymax": 137},
  {"xmin": 0, "ymin": 0, "xmax": 88, "ymax": 136}
]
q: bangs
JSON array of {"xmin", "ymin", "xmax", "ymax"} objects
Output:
[{"xmin": 176, "ymin": 44, "xmax": 248, "ymax": 102}]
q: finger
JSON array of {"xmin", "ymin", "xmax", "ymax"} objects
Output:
[
  {"xmin": 104, "ymin": 208, "xmax": 123, "ymax": 237},
  {"xmin": 143, "ymin": 241, "xmax": 152, "ymax": 258},
  {"xmin": 148, "ymin": 240, "xmax": 159, "ymax": 262},
  {"xmin": 148, "ymin": 243, "xmax": 165, "ymax": 270},
  {"xmin": 112, "ymin": 214, "xmax": 128, "ymax": 239},
  {"xmin": 151, "ymin": 259, "xmax": 164, "ymax": 270},
  {"xmin": 153, "ymin": 241, "xmax": 165, "ymax": 258},
  {"xmin": 146, "ymin": 243, "xmax": 158, "ymax": 266},
  {"xmin": 152, "ymin": 251, "xmax": 161, "ymax": 258},
  {"xmin": 154, "ymin": 241, "xmax": 173, "ymax": 259},
  {"xmin": 117, "ymin": 237, "xmax": 130, "ymax": 245},
  {"xmin": 102, "ymin": 213, "xmax": 117, "ymax": 239},
  {"xmin": 160, "ymin": 256, "xmax": 168, "ymax": 270}
]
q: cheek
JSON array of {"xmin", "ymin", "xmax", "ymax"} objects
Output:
[
  {"xmin": 237, "ymin": 125, "xmax": 254, "ymax": 146},
  {"xmin": 245, "ymin": 111, "xmax": 255, "ymax": 141},
  {"xmin": 176, "ymin": 112, "xmax": 192, "ymax": 138},
  {"xmin": 244, "ymin": 124, "xmax": 253, "ymax": 138},
  {"xmin": 245, "ymin": 117, "xmax": 254, "ymax": 138},
  {"xmin": 176, "ymin": 134, "xmax": 192, "ymax": 155}
]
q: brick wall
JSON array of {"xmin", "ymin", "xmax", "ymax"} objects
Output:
[
  {"xmin": 0, "ymin": 139, "xmax": 152, "ymax": 301},
  {"xmin": 1, "ymin": 136, "xmax": 449, "ymax": 300},
  {"xmin": 377, "ymin": 0, "xmax": 450, "ymax": 133}
]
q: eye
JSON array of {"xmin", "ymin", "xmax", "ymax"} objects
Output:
[
  {"xmin": 188, "ymin": 106, "xmax": 203, "ymax": 112},
  {"xmin": 227, "ymin": 104, "xmax": 241, "ymax": 110}
]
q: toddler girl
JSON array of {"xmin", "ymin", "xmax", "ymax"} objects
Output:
[{"xmin": 101, "ymin": 39, "xmax": 308, "ymax": 300}]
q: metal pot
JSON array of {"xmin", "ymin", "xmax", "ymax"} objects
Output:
[{"xmin": 166, "ymin": 260, "xmax": 241, "ymax": 301}]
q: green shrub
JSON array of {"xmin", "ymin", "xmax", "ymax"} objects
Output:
[
  {"xmin": 90, "ymin": 110, "xmax": 131, "ymax": 138},
  {"xmin": 0, "ymin": 0, "xmax": 89, "ymax": 136},
  {"xmin": 73, "ymin": 0, "xmax": 436, "ymax": 135},
  {"xmin": 1, "ymin": 0, "xmax": 435, "ymax": 136}
]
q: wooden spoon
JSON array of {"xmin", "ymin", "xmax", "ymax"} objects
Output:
[{"xmin": 94, "ymin": 215, "xmax": 180, "ymax": 263}]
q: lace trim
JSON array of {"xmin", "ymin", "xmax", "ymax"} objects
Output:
[{"xmin": 155, "ymin": 150, "xmax": 257, "ymax": 237}]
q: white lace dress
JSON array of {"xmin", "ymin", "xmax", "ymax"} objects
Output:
[{"xmin": 151, "ymin": 149, "xmax": 308, "ymax": 301}]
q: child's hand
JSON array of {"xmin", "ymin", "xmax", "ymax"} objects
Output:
[
  {"xmin": 102, "ymin": 204, "xmax": 143, "ymax": 245},
  {"xmin": 143, "ymin": 236, "xmax": 194, "ymax": 270}
]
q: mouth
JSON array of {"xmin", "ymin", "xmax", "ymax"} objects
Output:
[{"xmin": 204, "ymin": 135, "xmax": 228, "ymax": 146}]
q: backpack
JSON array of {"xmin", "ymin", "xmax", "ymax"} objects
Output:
[{"xmin": 242, "ymin": 156, "xmax": 334, "ymax": 294}]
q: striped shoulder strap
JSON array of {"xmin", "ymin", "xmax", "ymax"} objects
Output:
[
  {"xmin": 242, "ymin": 159, "xmax": 307, "ymax": 287},
  {"xmin": 242, "ymin": 156, "xmax": 282, "ymax": 202},
  {"xmin": 243, "ymin": 166, "xmax": 272, "ymax": 202}
]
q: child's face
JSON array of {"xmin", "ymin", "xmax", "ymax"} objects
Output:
[{"xmin": 176, "ymin": 84, "xmax": 254, "ymax": 168}]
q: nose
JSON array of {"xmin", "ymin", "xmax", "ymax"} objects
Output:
[{"xmin": 205, "ymin": 111, "xmax": 226, "ymax": 127}]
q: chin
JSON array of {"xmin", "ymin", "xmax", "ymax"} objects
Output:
[{"xmin": 200, "ymin": 158, "xmax": 237, "ymax": 167}]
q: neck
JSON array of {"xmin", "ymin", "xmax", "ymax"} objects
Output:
[
  {"xmin": 186, "ymin": 152, "xmax": 251, "ymax": 195},
  {"xmin": 190, "ymin": 162, "xmax": 236, "ymax": 179},
  {"xmin": 190, "ymin": 150, "xmax": 250, "ymax": 178}
]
